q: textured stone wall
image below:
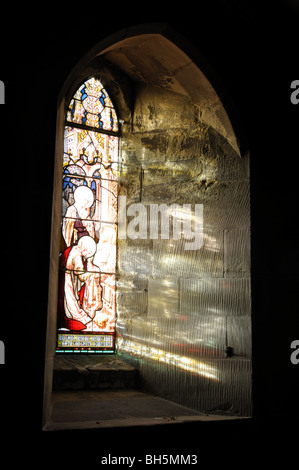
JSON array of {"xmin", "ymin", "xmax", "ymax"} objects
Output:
[{"xmin": 116, "ymin": 82, "xmax": 251, "ymax": 416}]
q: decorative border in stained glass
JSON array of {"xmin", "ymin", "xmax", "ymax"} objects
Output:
[{"xmin": 56, "ymin": 332, "xmax": 115, "ymax": 353}]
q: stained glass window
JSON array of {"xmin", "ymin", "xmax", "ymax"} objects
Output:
[
  {"xmin": 56, "ymin": 78, "xmax": 119, "ymax": 353},
  {"xmin": 66, "ymin": 77, "xmax": 118, "ymax": 133}
]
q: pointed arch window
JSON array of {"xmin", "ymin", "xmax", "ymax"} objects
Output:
[{"xmin": 56, "ymin": 77, "xmax": 119, "ymax": 353}]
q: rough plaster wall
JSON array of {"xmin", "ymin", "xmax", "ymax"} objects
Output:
[{"xmin": 116, "ymin": 83, "xmax": 251, "ymax": 416}]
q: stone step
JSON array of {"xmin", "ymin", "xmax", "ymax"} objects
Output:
[{"xmin": 53, "ymin": 354, "xmax": 139, "ymax": 391}]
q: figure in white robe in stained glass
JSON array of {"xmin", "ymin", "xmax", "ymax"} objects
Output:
[
  {"xmin": 62, "ymin": 235, "xmax": 108, "ymax": 330},
  {"xmin": 62, "ymin": 185, "xmax": 96, "ymax": 247}
]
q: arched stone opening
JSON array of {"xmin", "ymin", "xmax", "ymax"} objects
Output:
[{"xmin": 43, "ymin": 24, "xmax": 251, "ymax": 428}]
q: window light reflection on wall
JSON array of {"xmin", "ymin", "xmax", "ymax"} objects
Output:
[{"xmin": 118, "ymin": 338, "xmax": 219, "ymax": 381}]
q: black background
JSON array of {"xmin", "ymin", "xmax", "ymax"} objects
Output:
[{"xmin": 0, "ymin": 0, "xmax": 298, "ymax": 464}]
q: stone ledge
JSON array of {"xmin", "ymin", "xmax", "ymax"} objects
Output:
[{"xmin": 53, "ymin": 354, "xmax": 139, "ymax": 391}]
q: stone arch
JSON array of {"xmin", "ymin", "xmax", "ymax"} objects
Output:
[{"xmin": 60, "ymin": 24, "xmax": 246, "ymax": 156}]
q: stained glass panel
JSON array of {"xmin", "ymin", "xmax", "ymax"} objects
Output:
[
  {"xmin": 57, "ymin": 80, "xmax": 119, "ymax": 353},
  {"xmin": 57, "ymin": 332, "xmax": 115, "ymax": 353},
  {"xmin": 66, "ymin": 77, "xmax": 118, "ymax": 133}
]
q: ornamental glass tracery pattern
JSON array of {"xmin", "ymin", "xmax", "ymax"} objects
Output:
[
  {"xmin": 66, "ymin": 77, "xmax": 118, "ymax": 132},
  {"xmin": 56, "ymin": 78, "xmax": 119, "ymax": 353}
]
